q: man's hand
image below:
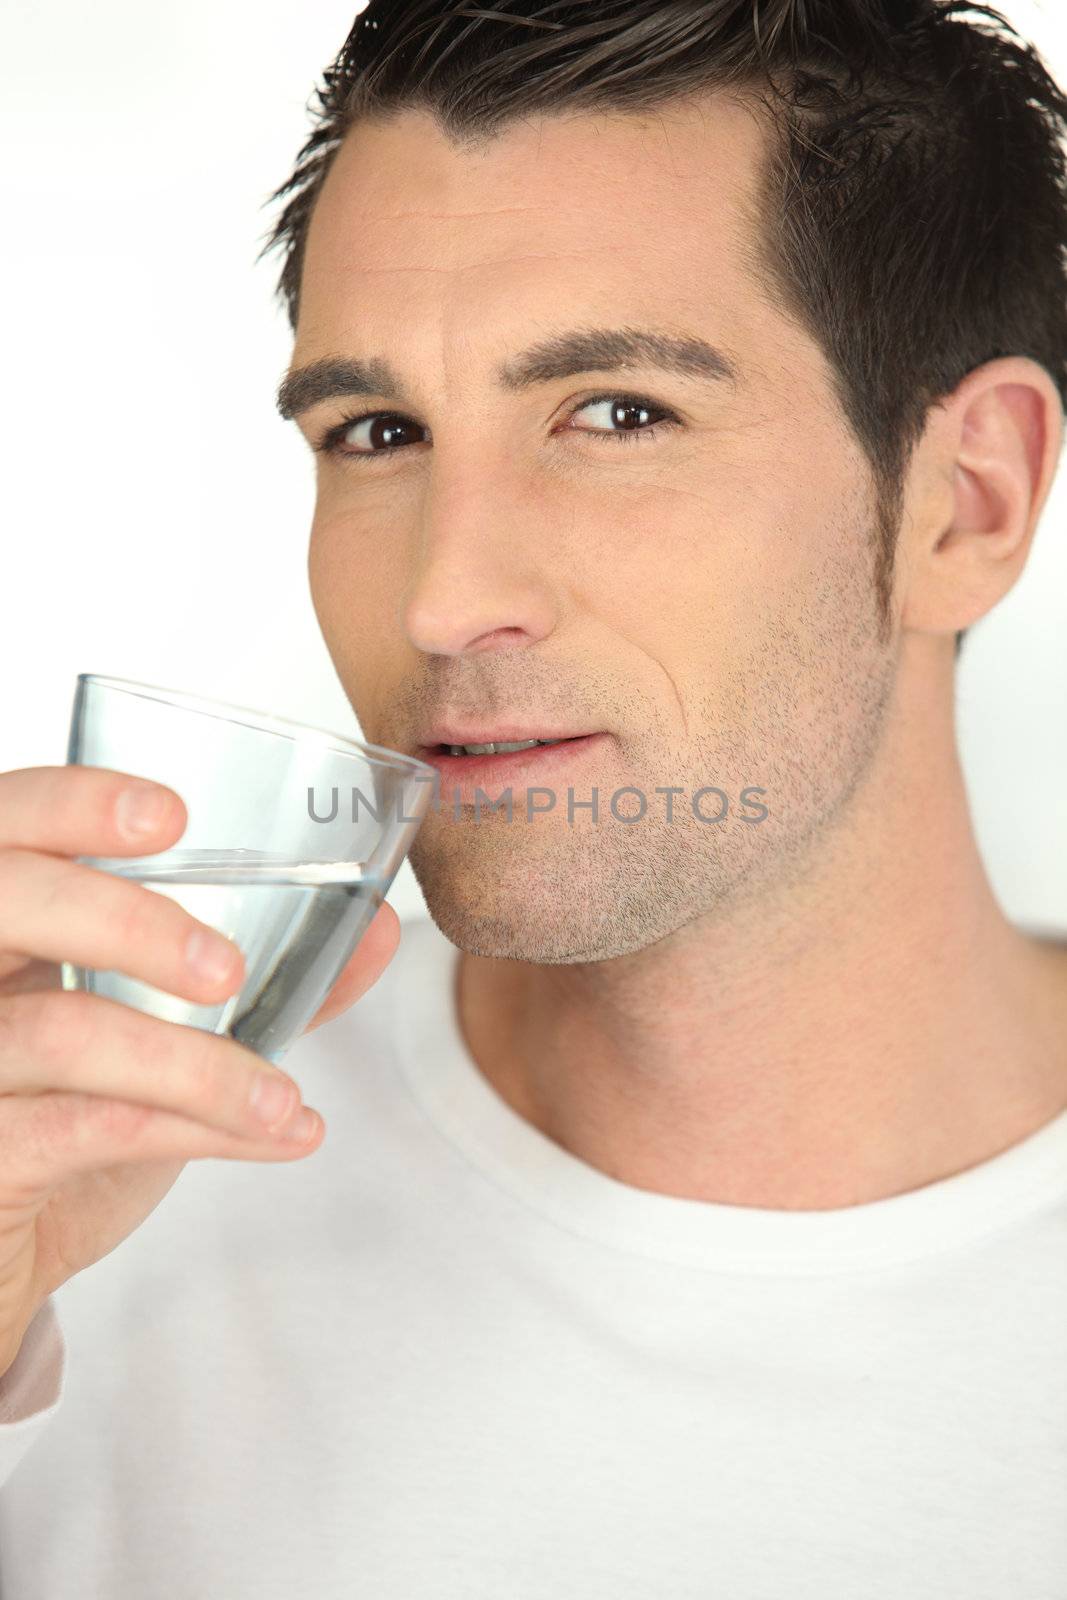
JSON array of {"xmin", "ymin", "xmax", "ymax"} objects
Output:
[{"xmin": 0, "ymin": 765, "xmax": 400, "ymax": 1378}]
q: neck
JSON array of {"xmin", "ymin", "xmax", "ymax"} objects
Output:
[{"xmin": 455, "ymin": 650, "xmax": 1067, "ymax": 1211}]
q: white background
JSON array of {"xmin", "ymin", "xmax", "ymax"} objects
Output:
[{"xmin": 1, "ymin": 0, "xmax": 1064, "ymax": 929}]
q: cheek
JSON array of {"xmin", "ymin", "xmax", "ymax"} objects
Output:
[
  {"xmin": 307, "ymin": 519, "xmax": 373, "ymax": 693},
  {"xmin": 307, "ymin": 522, "xmax": 344, "ymax": 646},
  {"xmin": 612, "ymin": 464, "xmax": 873, "ymax": 729},
  {"xmin": 307, "ymin": 519, "xmax": 405, "ymax": 723},
  {"xmin": 307, "ymin": 512, "xmax": 397, "ymax": 638},
  {"xmin": 589, "ymin": 475, "xmax": 778, "ymax": 657}
]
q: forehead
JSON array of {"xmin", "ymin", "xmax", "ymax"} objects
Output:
[{"xmin": 294, "ymin": 93, "xmax": 790, "ymax": 361}]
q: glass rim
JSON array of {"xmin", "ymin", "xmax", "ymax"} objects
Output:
[{"xmin": 75, "ymin": 674, "xmax": 436, "ymax": 780}]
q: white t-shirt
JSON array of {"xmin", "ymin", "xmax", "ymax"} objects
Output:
[{"xmin": 2, "ymin": 913, "xmax": 1066, "ymax": 1598}]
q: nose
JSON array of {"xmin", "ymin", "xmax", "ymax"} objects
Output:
[{"xmin": 400, "ymin": 473, "xmax": 560, "ymax": 657}]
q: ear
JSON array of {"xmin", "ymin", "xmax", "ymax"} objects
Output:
[{"xmin": 896, "ymin": 356, "xmax": 1064, "ymax": 641}]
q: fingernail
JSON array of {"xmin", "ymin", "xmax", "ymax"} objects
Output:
[
  {"xmin": 116, "ymin": 782, "xmax": 171, "ymax": 838},
  {"xmin": 186, "ymin": 926, "xmax": 239, "ymax": 983},
  {"xmin": 249, "ymin": 1074, "xmax": 298, "ymax": 1130},
  {"xmin": 280, "ymin": 1108, "xmax": 319, "ymax": 1143}
]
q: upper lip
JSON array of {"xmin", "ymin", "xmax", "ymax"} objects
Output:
[{"xmin": 418, "ymin": 726, "xmax": 598, "ymax": 749}]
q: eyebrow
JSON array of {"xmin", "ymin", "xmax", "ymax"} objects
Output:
[{"xmin": 275, "ymin": 326, "xmax": 740, "ymax": 420}]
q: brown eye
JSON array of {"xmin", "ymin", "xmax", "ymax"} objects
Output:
[
  {"xmin": 320, "ymin": 413, "xmax": 428, "ymax": 456},
  {"xmin": 562, "ymin": 393, "xmax": 681, "ymax": 446}
]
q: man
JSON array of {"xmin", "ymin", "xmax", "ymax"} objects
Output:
[{"xmin": 1, "ymin": 2, "xmax": 1066, "ymax": 1594}]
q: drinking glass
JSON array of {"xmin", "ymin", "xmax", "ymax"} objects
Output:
[{"xmin": 61, "ymin": 674, "xmax": 436, "ymax": 1062}]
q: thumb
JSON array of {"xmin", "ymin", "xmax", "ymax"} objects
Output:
[{"xmin": 301, "ymin": 899, "xmax": 402, "ymax": 1034}]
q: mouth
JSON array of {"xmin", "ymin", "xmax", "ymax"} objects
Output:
[
  {"xmin": 426, "ymin": 734, "xmax": 582, "ymax": 757},
  {"xmin": 415, "ymin": 732, "xmax": 610, "ymax": 795}
]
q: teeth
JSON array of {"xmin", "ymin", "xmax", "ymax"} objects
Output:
[{"xmin": 446, "ymin": 739, "xmax": 559, "ymax": 756}]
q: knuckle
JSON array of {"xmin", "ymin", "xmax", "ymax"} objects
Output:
[
  {"xmin": 198, "ymin": 1034, "xmax": 261, "ymax": 1122},
  {"xmin": 0, "ymin": 767, "xmax": 33, "ymax": 817},
  {"xmin": 60, "ymin": 763, "xmax": 110, "ymax": 820},
  {"xmin": 112, "ymin": 883, "xmax": 155, "ymax": 948},
  {"xmin": 39, "ymin": 765, "xmax": 122, "ymax": 845},
  {"xmin": 176, "ymin": 1033, "xmax": 220, "ymax": 1107},
  {"xmin": 0, "ymin": 846, "xmax": 34, "ymax": 922},
  {"xmin": 201, "ymin": 1038, "xmax": 253, "ymax": 1125},
  {"xmin": 20, "ymin": 767, "xmax": 78, "ymax": 838},
  {"xmin": 32, "ymin": 1090, "xmax": 83, "ymax": 1148},
  {"xmin": 78, "ymin": 1095, "xmax": 155, "ymax": 1145},
  {"xmin": 35, "ymin": 1090, "xmax": 153, "ymax": 1156},
  {"xmin": 132, "ymin": 1016, "xmax": 225, "ymax": 1118},
  {"xmin": 33, "ymin": 855, "xmax": 69, "ymax": 921},
  {"xmin": 22, "ymin": 990, "xmax": 94, "ymax": 1066}
]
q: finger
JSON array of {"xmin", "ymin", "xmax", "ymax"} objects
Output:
[
  {"xmin": 0, "ymin": 765, "xmax": 186, "ymax": 856},
  {"xmin": 0, "ymin": 848, "xmax": 244, "ymax": 1006},
  {"xmin": 0, "ymin": 1088, "xmax": 324, "ymax": 1187},
  {"xmin": 302, "ymin": 900, "xmax": 402, "ymax": 1034},
  {"xmin": 0, "ymin": 989, "xmax": 312, "ymax": 1150}
]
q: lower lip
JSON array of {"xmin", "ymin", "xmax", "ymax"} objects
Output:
[{"xmin": 417, "ymin": 733, "xmax": 609, "ymax": 804}]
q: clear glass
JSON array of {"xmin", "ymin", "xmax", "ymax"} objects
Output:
[{"xmin": 61, "ymin": 674, "xmax": 436, "ymax": 1063}]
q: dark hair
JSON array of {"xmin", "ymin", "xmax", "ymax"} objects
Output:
[{"xmin": 261, "ymin": 0, "xmax": 1067, "ymax": 658}]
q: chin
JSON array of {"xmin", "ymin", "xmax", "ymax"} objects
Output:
[
  {"xmin": 412, "ymin": 865, "xmax": 579, "ymax": 962},
  {"xmin": 409, "ymin": 846, "xmax": 674, "ymax": 966}
]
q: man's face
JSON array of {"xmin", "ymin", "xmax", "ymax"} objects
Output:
[{"xmin": 290, "ymin": 94, "xmax": 897, "ymax": 961}]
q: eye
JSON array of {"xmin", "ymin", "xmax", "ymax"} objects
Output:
[
  {"xmin": 312, "ymin": 391, "xmax": 681, "ymax": 461},
  {"xmin": 314, "ymin": 412, "xmax": 427, "ymax": 458},
  {"xmin": 560, "ymin": 392, "xmax": 681, "ymax": 446}
]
